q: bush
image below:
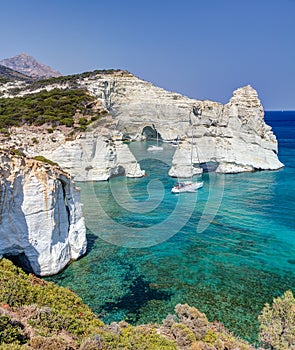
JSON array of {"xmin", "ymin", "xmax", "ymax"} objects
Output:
[
  {"xmin": 0, "ymin": 314, "xmax": 27, "ymax": 345},
  {"xmin": 30, "ymin": 335, "xmax": 73, "ymax": 349},
  {"xmin": 259, "ymin": 290, "xmax": 295, "ymax": 350},
  {"xmin": 32, "ymin": 155, "xmax": 58, "ymax": 166},
  {"xmin": 0, "ymin": 259, "xmax": 103, "ymax": 340},
  {"xmin": 78, "ymin": 117, "xmax": 88, "ymax": 125},
  {"xmin": 0, "ymin": 88, "xmax": 98, "ymax": 130}
]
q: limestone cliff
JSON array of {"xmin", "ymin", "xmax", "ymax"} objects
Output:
[
  {"xmin": 170, "ymin": 85, "xmax": 284, "ymax": 175},
  {"xmin": 2, "ymin": 126, "xmax": 145, "ymax": 182},
  {"xmin": 0, "ymin": 150, "xmax": 87, "ymax": 276},
  {"xmin": 0, "ymin": 70, "xmax": 283, "ymax": 179},
  {"xmin": 78, "ymin": 73, "xmax": 283, "ymax": 175}
]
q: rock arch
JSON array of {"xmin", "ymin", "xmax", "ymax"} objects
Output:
[{"xmin": 142, "ymin": 125, "xmax": 162, "ymax": 140}]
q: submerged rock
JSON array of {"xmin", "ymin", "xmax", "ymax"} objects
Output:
[{"xmin": 0, "ymin": 150, "xmax": 87, "ymax": 276}]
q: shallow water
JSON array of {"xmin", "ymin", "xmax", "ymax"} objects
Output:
[{"xmin": 48, "ymin": 111, "xmax": 295, "ymax": 343}]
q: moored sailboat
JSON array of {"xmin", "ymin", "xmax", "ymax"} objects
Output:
[
  {"xmin": 147, "ymin": 127, "xmax": 163, "ymax": 151},
  {"xmin": 171, "ymin": 111, "xmax": 203, "ymax": 193}
]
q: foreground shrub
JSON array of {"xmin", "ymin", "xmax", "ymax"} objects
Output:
[
  {"xmin": 30, "ymin": 335, "xmax": 74, "ymax": 349},
  {"xmin": 259, "ymin": 290, "xmax": 295, "ymax": 350},
  {"xmin": 0, "ymin": 314, "xmax": 27, "ymax": 345},
  {"xmin": 0, "ymin": 259, "xmax": 103, "ymax": 339}
]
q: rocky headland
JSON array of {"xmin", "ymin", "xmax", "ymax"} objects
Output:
[{"xmin": 0, "ymin": 69, "xmax": 283, "ymax": 181}]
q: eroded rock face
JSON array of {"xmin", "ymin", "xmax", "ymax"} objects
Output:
[
  {"xmin": 80, "ymin": 74, "xmax": 283, "ymax": 175},
  {"xmin": 1, "ymin": 126, "xmax": 145, "ymax": 182},
  {"xmin": 0, "ymin": 150, "xmax": 87, "ymax": 276},
  {"xmin": 1, "ymin": 71, "xmax": 283, "ymax": 178},
  {"xmin": 40, "ymin": 133, "xmax": 145, "ymax": 181},
  {"xmin": 170, "ymin": 85, "xmax": 283, "ymax": 175}
]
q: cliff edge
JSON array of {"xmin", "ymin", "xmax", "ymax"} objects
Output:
[{"xmin": 0, "ymin": 150, "xmax": 87, "ymax": 276}]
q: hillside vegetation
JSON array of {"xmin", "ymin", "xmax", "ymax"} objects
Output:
[
  {"xmin": 0, "ymin": 259, "xmax": 176, "ymax": 350},
  {"xmin": 0, "ymin": 88, "xmax": 102, "ymax": 133},
  {"xmin": 2, "ymin": 259, "xmax": 294, "ymax": 349}
]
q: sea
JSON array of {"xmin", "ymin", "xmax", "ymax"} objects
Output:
[{"xmin": 48, "ymin": 111, "xmax": 295, "ymax": 343}]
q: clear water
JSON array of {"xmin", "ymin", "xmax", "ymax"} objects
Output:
[{"xmin": 48, "ymin": 111, "xmax": 295, "ymax": 343}]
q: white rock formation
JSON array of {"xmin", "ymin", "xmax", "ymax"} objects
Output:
[
  {"xmin": 0, "ymin": 150, "xmax": 87, "ymax": 276},
  {"xmin": 1, "ymin": 125, "xmax": 145, "ymax": 181},
  {"xmin": 40, "ymin": 133, "xmax": 145, "ymax": 181},
  {"xmin": 1, "ymin": 71, "xmax": 283, "ymax": 178},
  {"xmin": 76, "ymin": 73, "xmax": 282, "ymax": 175}
]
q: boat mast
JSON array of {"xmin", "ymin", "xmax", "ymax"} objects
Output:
[
  {"xmin": 191, "ymin": 127, "xmax": 194, "ymax": 181},
  {"xmin": 192, "ymin": 106, "xmax": 202, "ymax": 176}
]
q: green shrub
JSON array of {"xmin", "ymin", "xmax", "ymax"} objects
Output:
[
  {"xmin": 9, "ymin": 149, "xmax": 24, "ymax": 157},
  {"xmin": 78, "ymin": 117, "xmax": 88, "ymax": 125},
  {"xmin": 99, "ymin": 324, "xmax": 177, "ymax": 350},
  {"xmin": 0, "ymin": 259, "xmax": 103, "ymax": 340},
  {"xmin": 0, "ymin": 88, "xmax": 98, "ymax": 130},
  {"xmin": 30, "ymin": 335, "xmax": 73, "ymax": 349},
  {"xmin": 0, "ymin": 314, "xmax": 27, "ymax": 345},
  {"xmin": 32, "ymin": 156, "xmax": 58, "ymax": 166},
  {"xmin": 203, "ymin": 329, "xmax": 218, "ymax": 345},
  {"xmin": 171, "ymin": 323, "xmax": 196, "ymax": 347},
  {"xmin": 259, "ymin": 290, "xmax": 295, "ymax": 350}
]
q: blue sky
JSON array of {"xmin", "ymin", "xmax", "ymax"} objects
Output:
[{"xmin": 1, "ymin": 0, "xmax": 294, "ymax": 109}]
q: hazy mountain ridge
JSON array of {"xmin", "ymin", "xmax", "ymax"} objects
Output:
[
  {"xmin": 0, "ymin": 64, "xmax": 32, "ymax": 82},
  {"xmin": 0, "ymin": 53, "xmax": 62, "ymax": 79}
]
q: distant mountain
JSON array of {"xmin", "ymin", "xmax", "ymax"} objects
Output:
[
  {"xmin": 0, "ymin": 64, "xmax": 32, "ymax": 82},
  {"xmin": 0, "ymin": 53, "xmax": 62, "ymax": 79}
]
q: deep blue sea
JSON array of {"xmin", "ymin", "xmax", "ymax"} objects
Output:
[{"xmin": 48, "ymin": 111, "xmax": 295, "ymax": 343}]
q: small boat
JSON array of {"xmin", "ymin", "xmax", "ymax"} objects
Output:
[
  {"xmin": 170, "ymin": 141, "xmax": 179, "ymax": 147},
  {"xmin": 171, "ymin": 110, "xmax": 203, "ymax": 193},
  {"xmin": 171, "ymin": 180, "xmax": 203, "ymax": 193},
  {"xmin": 147, "ymin": 129, "xmax": 163, "ymax": 151},
  {"xmin": 147, "ymin": 145, "xmax": 163, "ymax": 151}
]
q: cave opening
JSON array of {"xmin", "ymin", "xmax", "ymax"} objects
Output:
[{"xmin": 142, "ymin": 125, "xmax": 162, "ymax": 141}]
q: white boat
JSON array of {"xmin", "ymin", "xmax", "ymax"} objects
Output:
[
  {"xmin": 147, "ymin": 145, "xmax": 163, "ymax": 151},
  {"xmin": 171, "ymin": 180, "xmax": 203, "ymax": 193},
  {"xmin": 171, "ymin": 111, "xmax": 203, "ymax": 193},
  {"xmin": 147, "ymin": 130, "xmax": 163, "ymax": 151}
]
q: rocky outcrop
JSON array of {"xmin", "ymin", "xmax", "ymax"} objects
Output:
[
  {"xmin": 0, "ymin": 150, "xmax": 87, "ymax": 276},
  {"xmin": 40, "ymin": 132, "xmax": 145, "ymax": 181},
  {"xmin": 0, "ymin": 70, "xmax": 283, "ymax": 178},
  {"xmin": 170, "ymin": 85, "xmax": 283, "ymax": 175},
  {"xmin": 2, "ymin": 126, "xmax": 145, "ymax": 182},
  {"xmin": 79, "ymin": 75, "xmax": 283, "ymax": 175}
]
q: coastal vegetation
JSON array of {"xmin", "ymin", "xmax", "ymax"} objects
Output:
[
  {"xmin": 0, "ymin": 258, "xmax": 294, "ymax": 349},
  {"xmin": 259, "ymin": 290, "xmax": 295, "ymax": 349},
  {"xmin": 0, "ymin": 88, "xmax": 102, "ymax": 133},
  {"xmin": 32, "ymin": 155, "xmax": 58, "ymax": 166}
]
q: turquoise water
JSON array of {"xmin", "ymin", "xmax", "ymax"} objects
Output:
[{"xmin": 48, "ymin": 111, "xmax": 295, "ymax": 343}]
